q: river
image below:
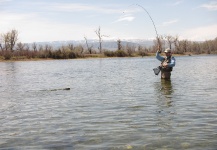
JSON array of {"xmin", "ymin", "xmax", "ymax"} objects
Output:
[{"xmin": 0, "ymin": 55, "xmax": 217, "ymax": 149}]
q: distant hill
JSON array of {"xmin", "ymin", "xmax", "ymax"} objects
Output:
[{"xmin": 33, "ymin": 39, "xmax": 154, "ymax": 51}]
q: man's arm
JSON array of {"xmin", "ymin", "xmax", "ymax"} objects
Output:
[{"xmin": 156, "ymin": 52, "xmax": 164, "ymax": 61}]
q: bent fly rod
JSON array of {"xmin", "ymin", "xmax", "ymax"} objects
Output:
[{"xmin": 126, "ymin": 4, "xmax": 161, "ymax": 50}]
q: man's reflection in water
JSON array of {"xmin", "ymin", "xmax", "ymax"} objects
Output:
[
  {"xmin": 160, "ymin": 79, "xmax": 173, "ymax": 107},
  {"xmin": 154, "ymin": 79, "xmax": 177, "ymax": 142},
  {"xmin": 154, "ymin": 79, "xmax": 175, "ymax": 109},
  {"xmin": 154, "ymin": 79, "xmax": 176, "ymax": 138},
  {"xmin": 160, "ymin": 79, "xmax": 172, "ymax": 94}
]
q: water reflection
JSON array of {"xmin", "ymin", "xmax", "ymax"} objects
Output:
[
  {"xmin": 160, "ymin": 79, "xmax": 173, "ymax": 107},
  {"xmin": 154, "ymin": 79, "xmax": 176, "ymax": 140},
  {"xmin": 154, "ymin": 79, "xmax": 174, "ymax": 107},
  {"xmin": 160, "ymin": 79, "xmax": 173, "ymax": 96},
  {"xmin": 0, "ymin": 62, "xmax": 18, "ymax": 99}
]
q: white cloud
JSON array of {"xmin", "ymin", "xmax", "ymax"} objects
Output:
[
  {"xmin": 171, "ymin": 0, "xmax": 183, "ymax": 6},
  {"xmin": 181, "ymin": 24, "xmax": 217, "ymax": 41},
  {"xmin": 162, "ymin": 19, "xmax": 179, "ymax": 26},
  {"xmin": 200, "ymin": 1, "xmax": 217, "ymax": 11},
  {"xmin": 114, "ymin": 14, "xmax": 135, "ymax": 23}
]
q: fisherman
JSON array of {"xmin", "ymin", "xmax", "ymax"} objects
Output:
[{"xmin": 156, "ymin": 48, "xmax": 175, "ymax": 80}]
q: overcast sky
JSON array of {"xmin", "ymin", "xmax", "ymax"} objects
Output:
[{"xmin": 0, "ymin": 0, "xmax": 217, "ymax": 43}]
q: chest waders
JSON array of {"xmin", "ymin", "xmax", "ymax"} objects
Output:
[{"xmin": 161, "ymin": 56, "xmax": 173, "ymax": 79}]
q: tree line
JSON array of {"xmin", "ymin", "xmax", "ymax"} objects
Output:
[{"xmin": 0, "ymin": 28, "xmax": 217, "ymax": 60}]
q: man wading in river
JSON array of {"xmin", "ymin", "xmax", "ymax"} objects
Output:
[{"xmin": 156, "ymin": 48, "xmax": 176, "ymax": 80}]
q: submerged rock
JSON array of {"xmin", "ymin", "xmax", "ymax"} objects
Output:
[{"xmin": 181, "ymin": 142, "xmax": 190, "ymax": 148}]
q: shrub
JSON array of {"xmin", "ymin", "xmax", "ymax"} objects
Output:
[
  {"xmin": 3, "ymin": 51, "xmax": 12, "ymax": 60},
  {"xmin": 115, "ymin": 50, "xmax": 128, "ymax": 57},
  {"xmin": 104, "ymin": 50, "xmax": 115, "ymax": 57}
]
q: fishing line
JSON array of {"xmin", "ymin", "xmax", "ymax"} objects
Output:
[
  {"xmin": 134, "ymin": 4, "xmax": 159, "ymax": 38},
  {"xmin": 123, "ymin": 4, "xmax": 160, "ymax": 46}
]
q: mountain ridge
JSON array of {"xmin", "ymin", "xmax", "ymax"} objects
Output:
[{"xmin": 32, "ymin": 39, "xmax": 154, "ymax": 50}]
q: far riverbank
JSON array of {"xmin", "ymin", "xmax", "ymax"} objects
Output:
[{"xmin": 0, "ymin": 52, "xmax": 210, "ymax": 62}]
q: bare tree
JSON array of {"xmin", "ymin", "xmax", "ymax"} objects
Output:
[
  {"xmin": 137, "ymin": 45, "xmax": 147, "ymax": 57},
  {"xmin": 117, "ymin": 39, "xmax": 122, "ymax": 51},
  {"xmin": 165, "ymin": 35, "xmax": 175, "ymax": 49},
  {"xmin": 191, "ymin": 42, "xmax": 201, "ymax": 54},
  {"xmin": 156, "ymin": 36, "xmax": 161, "ymax": 51},
  {"xmin": 84, "ymin": 36, "xmax": 93, "ymax": 54},
  {"xmin": 1, "ymin": 29, "xmax": 19, "ymax": 52},
  {"xmin": 152, "ymin": 37, "xmax": 160, "ymax": 53},
  {"xmin": 16, "ymin": 42, "xmax": 25, "ymax": 51},
  {"xmin": 32, "ymin": 43, "xmax": 38, "ymax": 52},
  {"xmin": 125, "ymin": 44, "xmax": 135, "ymax": 56},
  {"xmin": 1, "ymin": 32, "xmax": 9, "ymax": 51},
  {"xmin": 95, "ymin": 26, "xmax": 108, "ymax": 53},
  {"xmin": 0, "ymin": 36, "xmax": 3, "ymax": 51},
  {"xmin": 75, "ymin": 45, "xmax": 84, "ymax": 56},
  {"xmin": 25, "ymin": 44, "xmax": 30, "ymax": 51},
  {"xmin": 67, "ymin": 43, "xmax": 74, "ymax": 51},
  {"xmin": 179, "ymin": 40, "xmax": 189, "ymax": 53},
  {"xmin": 173, "ymin": 36, "xmax": 182, "ymax": 54},
  {"xmin": 155, "ymin": 35, "xmax": 166, "ymax": 52},
  {"xmin": 38, "ymin": 45, "xmax": 43, "ymax": 51},
  {"xmin": 10, "ymin": 30, "xmax": 18, "ymax": 51}
]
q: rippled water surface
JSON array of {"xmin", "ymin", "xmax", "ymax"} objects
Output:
[{"xmin": 0, "ymin": 55, "xmax": 217, "ymax": 150}]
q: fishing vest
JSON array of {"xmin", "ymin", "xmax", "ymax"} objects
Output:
[{"xmin": 161, "ymin": 56, "xmax": 173, "ymax": 72}]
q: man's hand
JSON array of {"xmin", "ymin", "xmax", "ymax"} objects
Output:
[{"xmin": 162, "ymin": 62, "xmax": 168, "ymax": 67}]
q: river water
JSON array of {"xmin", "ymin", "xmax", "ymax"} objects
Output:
[{"xmin": 0, "ymin": 55, "xmax": 217, "ymax": 150}]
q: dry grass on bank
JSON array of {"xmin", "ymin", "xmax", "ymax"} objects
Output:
[{"xmin": 0, "ymin": 52, "xmax": 204, "ymax": 62}]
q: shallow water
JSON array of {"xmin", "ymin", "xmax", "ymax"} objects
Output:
[{"xmin": 0, "ymin": 55, "xmax": 217, "ymax": 149}]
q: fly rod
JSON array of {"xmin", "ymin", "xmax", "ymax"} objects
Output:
[{"xmin": 127, "ymin": 4, "xmax": 161, "ymax": 51}]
